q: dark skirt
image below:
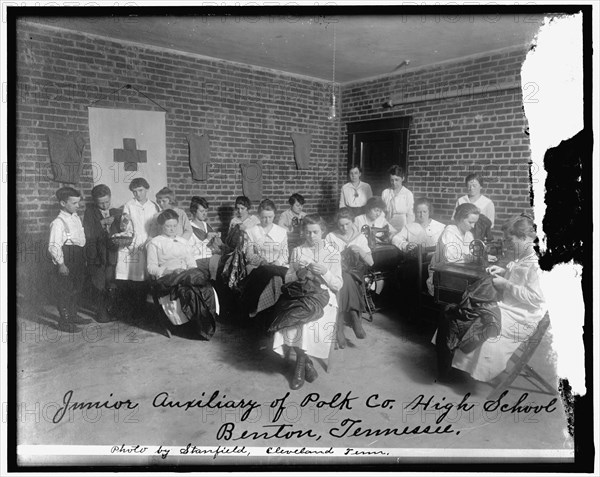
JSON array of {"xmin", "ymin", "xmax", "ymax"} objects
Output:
[{"xmin": 338, "ymin": 270, "xmax": 365, "ymax": 315}]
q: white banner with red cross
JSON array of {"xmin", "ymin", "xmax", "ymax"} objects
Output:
[{"xmin": 88, "ymin": 107, "xmax": 168, "ymax": 207}]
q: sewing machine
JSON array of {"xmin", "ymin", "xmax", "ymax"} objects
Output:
[
  {"xmin": 470, "ymin": 239, "xmax": 504, "ymax": 265},
  {"xmin": 360, "ymin": 224, "xmax": 392, "ymax": 249}
]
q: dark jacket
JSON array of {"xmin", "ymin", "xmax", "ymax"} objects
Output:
[{"xmin": 83, "ymin": 206, "xmax": 122, "ymax": 267}]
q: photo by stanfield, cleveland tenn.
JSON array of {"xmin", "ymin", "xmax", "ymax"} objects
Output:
[{"xmin": 9, "ymin": 6, "xmax": 589, "ymax": 469}]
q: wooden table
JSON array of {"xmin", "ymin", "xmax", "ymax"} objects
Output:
[{"xmin": 431, "ymin": 261, "xmax": 489, "ymax": 305}]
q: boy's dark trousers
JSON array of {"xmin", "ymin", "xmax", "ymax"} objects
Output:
[{"xmin": 56, "ymin": 244, "xmax": 87, "ymax": 325}]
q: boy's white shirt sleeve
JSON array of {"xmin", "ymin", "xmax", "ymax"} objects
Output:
[{"xmin": 48, "ymin": 219, "xmax": 66, "ymax": 265}]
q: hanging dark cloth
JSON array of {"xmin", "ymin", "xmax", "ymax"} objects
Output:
[
  {"xmin": 290, "ymin": 132, "xmax": 312, "ymax": 170},
  {"xmin": 240, "ymin": 160, "xmax": 263, "ymax": 201},
  {"xmin": 47, "ymin": 132, "xmax": 86, "ymax": 184},
  {"xmin": 268, "ymin": 268, "xmax": 329, "ymax": 332},
  {"xmin": 152, "ymin": 268, "xmax": 217, "ymax": 340},
  {"xmin": 436, "ymin": 276, "xmax": 501, "ymax": 377},
  {"xmin": 187, "ymin": 134, "xmax": 211, "ymax": 181}
]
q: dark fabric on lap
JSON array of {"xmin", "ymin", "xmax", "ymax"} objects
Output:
[
  {"xmin": 268, "ymin": 269, "xmax": 329, "ymax": 332},
  {"xmin": 240, "ymin": 265, "xmax": 288, "ymax": 315},
  {"xmin": 152, "ymin": 268, "xmax": 216, "ymax": 340}
]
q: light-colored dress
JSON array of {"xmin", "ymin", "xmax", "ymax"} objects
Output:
[
  {"xmin": 381, "ymin": 186, "xmax": 415, "ymax": 230},
  {"xmin": 115, "ymin": 199, "xmax": 160, "ymax": 281},
  {"xmin": 392, "ymin": 219, "xmax": 446, "ymax": 251},
  {"xmin": 426, "ymin": 224, "xmax": 474, "ymax": 295},
  {"xmin": 453, "ymin": 194, "xmax": 495, "ymax": 227},
  {"xmin": 244, "ymin": 223, "xmax": 289, "ymax": 271},
  {"xmin": 452, "ymin": 252, "xmax": 546, "ymax": 381},
  {"xmin": 272, "ymin": 241, "xmax": 343, "ymax": 360},
  {"xmin": 339, "ymin": 181, "xmax": 373, "ymax": 209}
]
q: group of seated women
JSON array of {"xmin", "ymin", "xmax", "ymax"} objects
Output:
[{"xmin": 113, "ymin": 163, "xmax": 543, "ymax": 391}]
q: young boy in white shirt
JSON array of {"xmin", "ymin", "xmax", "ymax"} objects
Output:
[{"xmin": 48, "ymin": 187, "xmax": 90, "ymax": 331}]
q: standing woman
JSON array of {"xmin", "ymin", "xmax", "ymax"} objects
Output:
[
  {"xmin": 453, "ymin": 173, "xmax": 495, "ymax": 227},
  {"xmin": 325, "ymin": 208, "xmax": 373, "ymax": 346},
  {"xmin": 339, "ymin": 165, "xmax": 373, "ymax": 216},
  {"xmin": 240, "ymin": 199, "xmax": 289, "ymax": 318},
  {"xmin": 115, "ymin": 178, "xmax": 161, "ymax": 316},
  {"xmin": 426, "ymin": 203, "xmax": 480, "ymax": 295},
  {"xmin": 272, "ymin": 215, "xmax": 343, "ymax": 390},
  {"xmin": 381, "ymin": 165, "xmax": 415, "ymax": 231}
]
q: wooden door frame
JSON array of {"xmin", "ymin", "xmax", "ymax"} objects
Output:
[{"xmin": 346, "ymin": 116, "xmax": 411, "ymax": 178}]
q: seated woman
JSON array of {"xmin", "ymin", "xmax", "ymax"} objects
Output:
[
  {"xmin": 426, "ymin": 203, "xmax": 480, "ymax": 295},
  {"xmin": 381, "ymin": 165, "xmax": 415, "ymax": 231},
  {"xmin": 147, "ymin": 209, "xmax": 218, "ymax": 340},
  {"xmin": 188, "ymin": 196, "xmax": 222, "ymax": 280},
  {"xmin": 325, "ymin": 208, "xmax": 374, "ymax": 346},
  {"xmin": 339, "ymin": 165, "xmax": 373, "ymax": 216},
  {"xmin": 277, "ymin": 193, "xmax": 307, "ymax": 250},
  {"xmin": 219, "ymin": 196, "xmax": 260, "ymax": 293},
  {"xmin": 155, "ymin": 187, "xmax": 193, "ymax": 240},
  {"xmin": 436, "ymin": 214, "xmax": 546, "ymax": 382},
  {"xmin": 452, "ymin": 173, "xmax": 495, "ymax": 227},
  {"xmin": 354, "ymin": 196, "xmax": 398, "ymax": 240},
  {"xmin": 272, "ymin": 215, "xmax": 343, "ymax": 390},
  {"xmin": 229, "ymin": 195, "xmax": 260, "ymax": 238},
  {"xmin": 239, "ymin": 199, "xmax": 289, "ymax": 318},
  {"xmin": 392, "ymin": 198, "xmax": 445, "ymax": 252}
]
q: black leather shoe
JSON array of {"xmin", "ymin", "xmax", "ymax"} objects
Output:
[
  {"xmin": 305, "ymin": 357, "xmax": 318, "ymax": 383},
  {"xmin": 290, "ymin": 354, "xmax": 307, "ymax": 390},
  {"xmin": 95, "ymin": 306, "xmax": 116, "ymax": 323}
]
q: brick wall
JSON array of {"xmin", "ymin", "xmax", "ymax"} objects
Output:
[
  {"xmin": 341, "ymin": 46, "xmax": 533, "ymax": 229},
  {"xmin": 15, "ymin": 21, "xmax": 342, "ymax": 296},
  {"xmin": 15, "ymin": 22, "xmax": 533, "ymax": 298}
]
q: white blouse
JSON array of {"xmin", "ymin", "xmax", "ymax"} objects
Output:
[
  {"xmin": 453, "ymin": 194, "xmax": 495, "ymax": 227},
  {"xmin": 244, "ymin": 223, "xmax": 289, "ymax": 267},
  {"xmin": 146, "ymin": 234, "xmax": 196, "ymax": 278},
  {"xmin": 392, "ymin": 219, "xmax": 446, "ymax": 251},
  {"xmin": 339, "ymin": 181, "xmax": 373, "ymax": 208},
  {"xmin": 381, "ymin": 186, "xmax": 415, "ymax": 229}
]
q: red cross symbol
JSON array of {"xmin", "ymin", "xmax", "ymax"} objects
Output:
[{"xmin": 114, "ymin": 138, "xmax": 147, "ymax": 171}]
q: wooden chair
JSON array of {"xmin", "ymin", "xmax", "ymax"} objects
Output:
[{"xmin": 487, "ymin": 313, "xmax": 557, "ymax": 400}]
